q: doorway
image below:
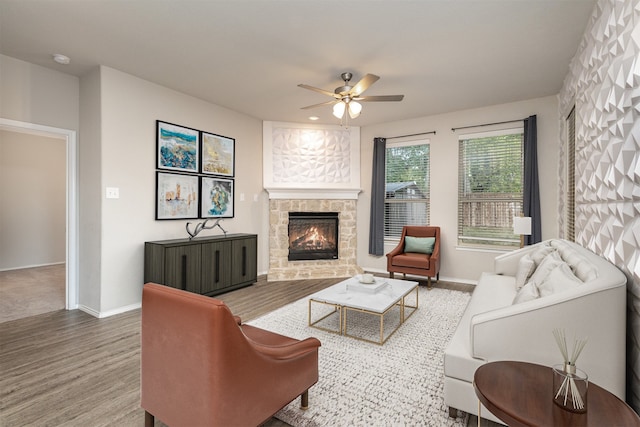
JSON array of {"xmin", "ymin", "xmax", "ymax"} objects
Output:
[{"xmin": 0, "ymin": 118, "xmax": 78, "ymax": 314}]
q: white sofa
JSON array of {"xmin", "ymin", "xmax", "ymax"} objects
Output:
[{"xmin": 443, "ymin": 239, "xmax": 627, "ymax": 423}]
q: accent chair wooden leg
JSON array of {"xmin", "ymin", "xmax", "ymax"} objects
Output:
[
  {"xmin": 448, "ymin": 407, "xmax": 457, "ymax": 418},
  {"xmin": 144, "ymin": 410, "xmax": 154, "ymax": 427},
  {"xmin": 300, "ymin": 390, "xmax": 309, "ymax": 410},
  {"xmin": 389, "ymin": 272, "xmax": 394, "ymax": 279},
  {"xmin": 427, "ymin": 276, "xmax": 432, "ymax": 288}
]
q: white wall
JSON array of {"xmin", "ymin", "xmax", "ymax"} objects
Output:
[
  {"xmin": 0, "ymin": 130, "xmax": 66, "ymax": 270},
  {"xmin": 358, "ymin": 95, "xmax": 559, "ymax": 283},
  {"xmin": 0, "ymin": 54, "xmax": 79, "ymax": 130},
  {"xmin": 84, "ymin": 66, "xmax": 265, "ymax": 315}
]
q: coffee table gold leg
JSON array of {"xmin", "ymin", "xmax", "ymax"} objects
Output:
[{"xmin": 477, "ymin": 399, "xmax": 481, "ymax": 427}]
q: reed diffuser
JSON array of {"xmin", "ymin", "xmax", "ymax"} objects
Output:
[{"xmin": 552, "ymin": 328, "xmax": 588, "ymax": 413}]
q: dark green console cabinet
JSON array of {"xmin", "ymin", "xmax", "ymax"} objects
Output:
[{"xmin": 144, "ymin": 234, "xmax": 257, "ymax": 296}]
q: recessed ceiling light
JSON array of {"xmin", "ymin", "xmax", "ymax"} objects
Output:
[
  {"xmin": 53, "ymin": 54, "xmax": 70, "ymax": 65},
  {"xmin": 309, "ymin": 116, "xmax": 319, "ymax": 121}
]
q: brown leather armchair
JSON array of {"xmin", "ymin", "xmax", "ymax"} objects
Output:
[
  {"xmin": 141, "ymin": 283, "xmax": 321, "ymax": 427},
  {"xmin": 386, "ymin": 226, "xmax": 440, "ymax": 286}
]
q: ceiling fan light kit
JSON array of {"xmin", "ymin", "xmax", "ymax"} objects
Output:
[{"xmin": 299, "ymin": 72, "xmax": 404, "ymax": 124}]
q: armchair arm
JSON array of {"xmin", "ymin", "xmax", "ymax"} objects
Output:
[
  {"xmin": 386, "ymin": 240, "xmax": 404, "ymax": 258},
  {"xmin": 248, "ymin": 337, "xmax": 321, "ymax": 360}
]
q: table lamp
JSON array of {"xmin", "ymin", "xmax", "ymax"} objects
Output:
[{"xmin": 513, "ymin": 216, "xmax": 532, "ymax": 248}]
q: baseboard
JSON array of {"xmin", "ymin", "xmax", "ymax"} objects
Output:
[
  {"xmin": 0, "ymin": 261, "xmax": 65, "ymax": 272},
  {"xmin": 79, "ymin": 302, "xmax": 142, "ymax": 319}
]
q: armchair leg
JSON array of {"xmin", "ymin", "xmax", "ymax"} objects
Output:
[
  {"xmin": 427, "ymin": 276, "xmax": 432, "ymax": 288},
  {"xmin": 144, "ymin": 411, "xmax": 154, "ymax": 427},
  {"xmin": 389, "ymin": 272, "xmax": 394, "ymax": 279},
  {"xmin": 300, "ymin": 390, "xmax": 309, "ymax": 410}
]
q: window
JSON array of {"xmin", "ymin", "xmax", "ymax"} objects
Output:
[
  {"xmin": 384, "ymin": 139, "xmax": 430, "ymax": 239},
  {"xmin": 458, "ymin": 129, "xmax": 523, "ymax": 249},
  {"xmin": 566, "ymin": 107, "xmax": 576, "ymax": 242}
]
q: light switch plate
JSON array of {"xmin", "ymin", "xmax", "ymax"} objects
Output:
[{"xmin": 106, "ymin": 187, "xmax": 120, "ymax": 199}]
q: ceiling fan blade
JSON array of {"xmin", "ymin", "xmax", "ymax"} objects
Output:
[
  {"xmin": 298, "ymin": 84, "xmax": 339, "ymax": 98},
  {"xmin": 301, "ymin": 100, "xmax": 339, "ymax": 110},
  {"xmin": 358, "ymin": 95, "xmax": 405, "ymax": 102},
  {"xmin": 350, "ymin": 74, "xmax": 380, "ymax": 96}
]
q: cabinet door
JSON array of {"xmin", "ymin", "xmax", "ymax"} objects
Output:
[
  {"xmin": 231, "ymin": 237, "xmax": 257, "ymax": 286},
  {"xmin": 164, "ymin": 245, "xmax": 201, "ymax": 293},
  {"xmin": 201, "ymin": 241, "xmax": 232, "ymax": 294}
]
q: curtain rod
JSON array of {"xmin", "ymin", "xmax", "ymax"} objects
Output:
[
  {"xmin": 451, "ymin": 118, "xmax": 523, "ymax": 132},
  {"xmin": 385, "ymin": 130, "xmax": 436, "ymax": 140}
]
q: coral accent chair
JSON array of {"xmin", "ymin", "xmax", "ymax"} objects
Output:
[
  {"xmin": 141, "ymin": 283, "xmax": 321, "ymax": 427},
  {"xmin": 386, "ymin": 226, "xmax": 440, "ymax": 286}
]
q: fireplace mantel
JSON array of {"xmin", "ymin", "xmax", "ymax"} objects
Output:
[{"xmin": 265, "ymin": 188, "xmax": 361, "ymax": 200}]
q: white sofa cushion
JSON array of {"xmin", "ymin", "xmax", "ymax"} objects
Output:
[
  {"xmin": 537, "ymin": 262, "xmax": 582, "ymax": 297},
  {"xmin": 513, "ymin": 281, "xmax": 539, "ymax": 304},
  {"xmin": 526, "ymin": 251, "xmax": 563, "ymax": 287},
  {"xmin": 443, "ymin": 272, "xmax": 515, "ymax": 383},
  {"xmin": 515, "ymin": 254, "xmax": 536, "ymax": 290}
]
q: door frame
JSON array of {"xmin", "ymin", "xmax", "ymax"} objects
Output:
[{"xmin": 0, "ymin": 118, "xmax": 78, "ymax": 309}]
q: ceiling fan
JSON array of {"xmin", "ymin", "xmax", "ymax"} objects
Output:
[{"xmin": 298, "ymin": 72, "xmax": 404, "ymax": 121}]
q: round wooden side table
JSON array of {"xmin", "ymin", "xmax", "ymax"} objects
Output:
[{"xmin": 473, "ymin": 361, "xmax": 640, "ymax": 426}]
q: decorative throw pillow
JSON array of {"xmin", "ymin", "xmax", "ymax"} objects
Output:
[
  {"xmin": 530, "ymin": 245, "xmax": 556, "ymax": 265},
  {"xmin": 537, "ymin": 262, "xmax": 582, "ymax": 297},
  {"xmin": 513, "ymin": 281, "xmax": 540, "ymax": 304},
  {"xmin": 404, "ymin": 236, "xmax": 435, "ymax": 254},
  {"xmin": 515, "ymin": 255, "xmax": 536, "ymax": 290},
  {"xmin": 573, "ymin": 259, "xmax": 599, "ymax": 282},
  {"xmin": 525, "ymin": 251, "xmax": 563, "ymax": 287}
]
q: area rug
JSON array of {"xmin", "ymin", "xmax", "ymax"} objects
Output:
[{"xmin": 247, "ymin": 286, "xmax": 471, "ymax": 426}]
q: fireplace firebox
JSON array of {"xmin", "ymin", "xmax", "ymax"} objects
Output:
[{"xmin": 288, "ymin": 212, "xmax": 339, "ymax": 261}]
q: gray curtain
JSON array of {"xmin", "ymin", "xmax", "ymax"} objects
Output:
[
  {"xmin": 369, "ymin": 137, "xmax": 386, "ymax": 255},
  {"xmin": 523, "ymin": 115, "xmax": 541, "ymax": 245}
]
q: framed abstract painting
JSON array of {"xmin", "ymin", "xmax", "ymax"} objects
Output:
[
  {"xmin": 201, "ymin": 131, "xmax": 235, "ymax": 177},
  {"xmin": 157, "ymin": 121, "xmax": 200, "ymax": 173},
  {"xmin": 201, "ymin": 177, "xmax": 234, "ymax": 218},
  {"xmin": 156, "ymin": 172, "xmax": 199, "ymax": 220}
]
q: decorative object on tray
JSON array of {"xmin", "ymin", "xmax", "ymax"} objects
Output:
[
  {"xmin": 359, "ymin": 273, "xmax": 375, "ymax": 284},
  {"xmin": 552, "ymin": 328, "xmax": 588, "ymax": 413},
  {"xmin": 186, "ymin": 218, "xmax": 227, "ymax": 240}
]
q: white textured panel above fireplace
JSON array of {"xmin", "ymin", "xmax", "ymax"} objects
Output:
[{"xmin": 263, "ymin": 121, "xmax": 361, "ymax": 199}]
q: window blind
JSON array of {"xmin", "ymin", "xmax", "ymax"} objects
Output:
[
  {"xmin": 566, "ymin": 107, "xmax": 576, "ymax": 242},
  {"xmin": 384, "ymin": 140, "xmax": 430, "ymax": 239},
  {"xmin": 458, "ymin": 129, "xmax": 523, "ymax": 249}
]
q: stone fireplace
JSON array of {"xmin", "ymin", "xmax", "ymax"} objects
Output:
[
  {"xmin": 263, "ymin": 121, "xmax": 362, "ymax": 280},
  {"xmin": 268, "ymin": 199, "xmax": 360, "ymax": 280}
]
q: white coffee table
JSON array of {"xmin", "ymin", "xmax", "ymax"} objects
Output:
[{"xmin": 308, "ymin": 276, "xmax": 419, "ymax": 344}]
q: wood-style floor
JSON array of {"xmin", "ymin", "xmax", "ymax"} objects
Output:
[{"xmin": 0, "ymin": 274, "xmax": 492, "ymax": 427}]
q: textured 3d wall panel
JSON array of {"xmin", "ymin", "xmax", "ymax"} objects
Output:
[
  {"xmin": 559, "ymin": 0, "xmax": 640, "ymax": 410},
  {"xmin": 271, "ymin": 127, "xmax": 351, "ymax": 183}
]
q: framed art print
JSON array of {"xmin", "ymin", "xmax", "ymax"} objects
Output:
[
  {"xmin": 201, "ymin": 132, "xmax": 235, "ymax": 177},
  {"xmin": 157, "ymin": 121, "xmax": 199, "ymax": 173},
  {"xmin": 201, "ymin": 177, "xmax": 234, "ymax": 218},
  {"xmin": 156, "ymin": 172, "xmax": 199, "ymax": 220}
]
